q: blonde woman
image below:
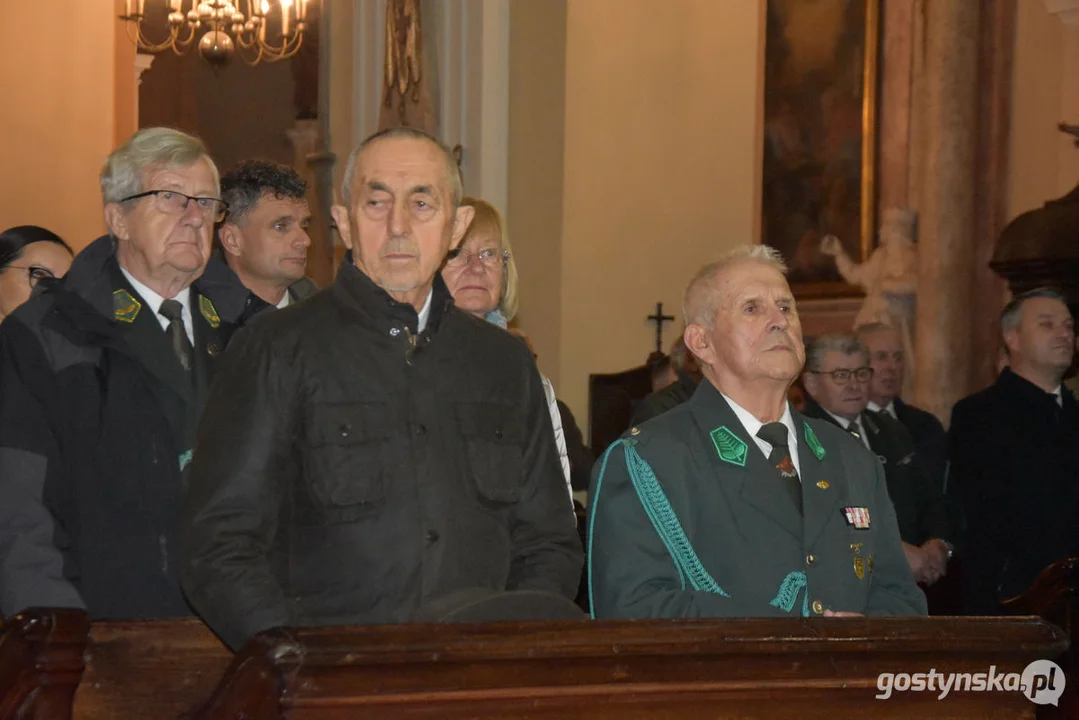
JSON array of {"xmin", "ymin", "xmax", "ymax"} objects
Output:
[{"xmin": 442, "ymin": 197, "xmax": 572, "ymax": 501}]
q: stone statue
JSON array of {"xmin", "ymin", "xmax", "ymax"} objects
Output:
[{"xmin": 820, "ymin": 208, "xmax": 918, "ymax": 396}]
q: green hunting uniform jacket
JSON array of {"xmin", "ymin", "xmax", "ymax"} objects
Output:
[{"xmin": 587, "ymin": 379, "xmax": 927, "ymax": 619}]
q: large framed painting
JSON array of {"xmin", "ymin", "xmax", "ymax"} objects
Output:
[{"xmin": 761, "ymin": 0, "xmax": 880, "ymax": 297}]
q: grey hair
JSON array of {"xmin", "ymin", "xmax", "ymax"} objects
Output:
[
  {"xmin": 804, "ymin": 333, "xmax": 868, "ymax": 371},
  {"xmin": 100, "ymin": 127, "xmax": 218, "ymax": 205},
  {"xmin": 340, "ymin": 127, "xmax": 463, "ymax": 209},
  {"xmin": 1000, "ymin": 287, "xmax": 1069, "ymax": 332},
  {"xmin": 683, "ymin": 244, "xmax": 789, "ymax": 329}
]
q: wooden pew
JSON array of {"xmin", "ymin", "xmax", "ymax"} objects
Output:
[
  {"xmin": 0, "ymin": 609, "xmax": 230, "ymax": 720},
  {"xmin": 194, "ymin": 617, "xmax": 1068, "ymax": 719}
]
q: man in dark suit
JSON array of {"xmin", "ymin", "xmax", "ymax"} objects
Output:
[
  {"xmin": 631, "ymin": 336, "xmax": 701, "ymax": 425},
  {"xmin": 0, "ymin": 128, "xmax": 250, "ymax": 619},
  {"xmin": 217, "ymin": 160, "xmax": 319, "ymax": 316},
  {"xmin": 951, "ymin": 288, "xmax": 1079, "ymax": 614},
  {"xmin": 589, "ymin": 247, "xmax": 925, "ymax": 619},
  {"xmin": 856, "ymin": 322, "xmax": 948, "ymax": 491},
  {"xmin": 801, "ymin": 333, "xmax": 953, "ymax": 589}
]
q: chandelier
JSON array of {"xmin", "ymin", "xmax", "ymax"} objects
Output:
[{"xmin": 119, "ymin": 1, "xmax": 312, "ymax": 67}]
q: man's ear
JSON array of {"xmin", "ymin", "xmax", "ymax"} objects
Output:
[
  {"xmin": 450, "ymin": 204, "xmax": 476, "ymax": 251},
  {"xmin": 104, "ymin": 203, "xmax": 129, "ymax": 241},
  {"xmin": 331, "ymin": 205, "xmax": 353, "ymax": 250},
  {"xmin": 1002, "ymin": 328, "xmax": 1020, "ymax": 356},
  {"xmin": 683, "ymin": 324, "xmax": 715, "ymax": 370},
  {"xmin": 217, "ymin": 222, "xmax": 243, "ymax": 257}
]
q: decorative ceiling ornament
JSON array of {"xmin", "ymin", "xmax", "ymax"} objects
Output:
[{"xmin": 119, "ymin": 0, "xmax": 313, "ymax": 67}]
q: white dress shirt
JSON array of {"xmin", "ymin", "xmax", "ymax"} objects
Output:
[
  {"xmin": 275, "ymin": 291, "xmax": 291, "ymax": 309},
  {"xmin": 822, "ymin": 407, "xmax": 870, "ymax": 449},
  {"xmin": 119, "ymin": 266, "xmax": 194, "ymax": 344},
  {"xmin": 1051, "ymin": 385, "xmax": 1063, "ymax": 407},
  {"xmin": 720, "ymin": 392, "xmax": 802, "ymax": 479},
  {"xmin": 866, "ymin": 399, "xmax": 897, "ymax": 419},
  {"xmin": 416, "ymin": 289, "xmax": 433, "ymax": 333}
]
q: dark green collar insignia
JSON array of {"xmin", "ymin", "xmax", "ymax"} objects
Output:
[
  {"xmin": 113, "ymin": 288, "xmax": 142, "ymax": 323},
  {"xmin": 199, "ymin": 295, "xmax": 221, "ymax": 329},
  {"xmin": 710, "ymin": 426, "xmax": 748, "ymax": 467},
  {"xmin": 803, "ymin": 422, "xmax": 826, "ymax": 460}
]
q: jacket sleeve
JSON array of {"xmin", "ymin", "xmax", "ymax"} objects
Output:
[
  {"xmin": 539, "ymin": 374, "xmax": 573, "ymax": 503},
  {"xmin": 949, "ymin": 399, "xmax": 1009, "ymax": 614},
  {"xmin": 505, "ymin": 360, "xmax": 584, "ymax": 599},
  {"xmin": 0, "ymin": 318, "xmax": 84, "ymax": 615},
  {"xmin": 181, "ymin": 326, "xmax": 296, "ymax": 650},
  {"xmin": 863, "ymin": 456, "xmax": 928, "ymax": 616},
  {"xmin": 588, "ymin": 441, "xmax": 792, "ymax": 619}
]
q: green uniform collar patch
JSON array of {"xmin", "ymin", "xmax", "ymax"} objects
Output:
[
  {"xmin": 710, "ymin": 426, "xmax": 748, "ymax": 467},
  {"xmin": 803, "ymin": 422, "xmax": 826, "ymax": 460},
  {"xmin": 199, "ymin": 295, "xmax": 221, "ymax": 329},
  {"xmin": 113, "ymin": 289, "xmax": 142, "ymax": 323}
]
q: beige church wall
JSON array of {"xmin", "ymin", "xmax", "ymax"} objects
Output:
[
  {"xmin": 1007, "ymin": 0, "xmax": 1079, "ymax": 223},
  {"xmin": 0, "ymin": 5, "xmax": 131, "ymax": 251},
  {"xmin": 507, "ymin": 0, "xmax": 569, "ymax": 391},
  {"xmin": 555, "ymin": 0, "xmax": 765, "ymax": 425}
]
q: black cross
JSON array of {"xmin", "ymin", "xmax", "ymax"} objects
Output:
[{"xmin": 647, "ymin": 302, "xmax": 675, "ymax": 354}]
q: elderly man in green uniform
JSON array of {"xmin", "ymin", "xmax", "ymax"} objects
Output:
[{"xmin": 587, "ymin": 246, "xmax": 926, "ymax": 619}]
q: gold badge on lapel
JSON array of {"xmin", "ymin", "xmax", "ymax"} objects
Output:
[
  {"xmin": 199, "ymin": 295, "xmax": 221, "ymax": 329},
  {"xmin": 113, "ymin": 289, "xmax": 141, "ymax": 323},
  {"xmin": 853, "ymin": 554, "xmax": 865, "ymax": 580},
  {"xmin": 816, "ymin": 480, "xmax": 830, "ymax": 490}
]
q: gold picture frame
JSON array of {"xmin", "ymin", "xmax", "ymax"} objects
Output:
[{"xmin": 760, "ymin": 0, "xmax": 880, "ymax": 298}]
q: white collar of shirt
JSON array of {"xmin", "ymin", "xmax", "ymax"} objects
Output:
[
  {"xmin": 1052, "ymin": 385, "xmax": 1063, "ymax": 407},
  {"xmin": 823, "ymin": 407, "xmax": 869, "ymax": 448},
  {"xmin": 866, "ymin": 399, "xmax": 897, "ymax": 419},
  {"xmin": 720, "ymin": 391, "xmax": 802, "ymax": 480},
  {"xmin": 416, "ymin": 290, "xmax": 433, "ymax": 333},
  {"xmin": 276, "ymin": 291, "xmax": 291, "ymax": 309},
  {"xmin": 119, "ymin": 265, "xmax": 194, "ymax": 345}
]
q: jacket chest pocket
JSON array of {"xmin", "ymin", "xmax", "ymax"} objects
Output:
[
  {"xmin": 456, "ymin": 402, "xmax": 524, "ymax": 504},
  {"xmin": 303, "ymin": 402, "xmax": 391, "ymax": 522}
]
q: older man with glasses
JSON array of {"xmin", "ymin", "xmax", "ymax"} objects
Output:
[
  {"xmin": 801, "ymin": 333, "xmax": 954, "ymax": 590},
  {"xmin": 0, "ymin": 127, "xmax": 252, "ymax": 621}
]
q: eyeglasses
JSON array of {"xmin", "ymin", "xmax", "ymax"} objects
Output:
[
  {"xmin": 4, "ymin": 265, "xmax": 56, "ymax": 290},
  {"xmin": 445, "ymin": 247, "xmax": 510, "ymax": 269},
  {"xmin": 807, "ymin": 367, "xmax": 874, "ymax": 385},
  {"xmin": 120, "ymin": 190, "xmax": 228, "ymax": 222}
]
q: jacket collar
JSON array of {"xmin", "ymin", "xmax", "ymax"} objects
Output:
[
  {"xmin": 60, "ymin": 235, "xmax": 249, "ymax": 325},
  {"xmin": 996, "ymin": 366, "xmax": 1073, "ymax": 409},
  {"xmin": 330, "ymin": 253, "xmax": 454, "ymax": 335}
]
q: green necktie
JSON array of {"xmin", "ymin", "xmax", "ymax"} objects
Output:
[
  {"xmin": 756, "ymin": 422, "xmax": 802, "ymax": 513},
  {"xmin": 159, "ymin": 299, "xmax": 193, "ymax": 372}
]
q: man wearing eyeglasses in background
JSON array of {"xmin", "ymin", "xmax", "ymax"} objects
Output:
[
  {"xmin": 0, "ymin": 127, "xmax": 252, "ymax": 621},
  {"xmin": 801, "ymin": 333, "xmax": 953, "ymax": 590}
]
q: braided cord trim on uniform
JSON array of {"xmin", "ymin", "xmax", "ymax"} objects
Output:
[
  {"xmin": 587, "ymin": 438, "xmax": 624, "ymax": 619},
  {"xmin": 624, "ymin": 440, "xmax": 730, "ymax": 597},
  {"xmin": 769, "ymin": 570, "xmax": 810, "ymax": 616}
]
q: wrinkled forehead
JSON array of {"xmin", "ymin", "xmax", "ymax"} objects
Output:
[
  {"xmin": 1019, "ymin": 297, "xmax": 1073, "ymax": 326},
  {"xmin": 355, "ymin": 137, "xmax": 451, "ymax": 197},
  {"xmin": 719, "ymin": 261, "xmax": 793, "ymax": 305},
  {"xmin": 141, "ymin": 158, "xmax": 217, "ymax": 194},
  {"xmin": 819, "ymin": 350, "xmax": 867, "ymax": 371}
]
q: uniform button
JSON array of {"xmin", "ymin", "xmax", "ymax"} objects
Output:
[
  {"xmin": 415, "ymin": 424, "xmax": 426, "ymax": 436},
  {"xmin": 494, "ymin": 428, "xmax": 503, "ymax": 440},
  {"xmin": 339, "ymin": 423, "xmax": 352, "ymax": 438},
  {"xmin": 425, "ymin": 530, "xmax": 440, "ymax": 543},
  {"xmin": 389, "ymin": 327, "xmax": 401, "ymax": 337},
  {"xmin": 812, "ymin": 600, "xmax": 824, "ymax": 615},
  {"xmin": 806, "ymin": 554, "xmax": 816, "ymax": 566}
]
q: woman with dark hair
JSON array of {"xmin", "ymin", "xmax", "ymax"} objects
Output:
[{"xmin": 0, "ymin": 226, "xmax": 73, "ymax": 322}]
